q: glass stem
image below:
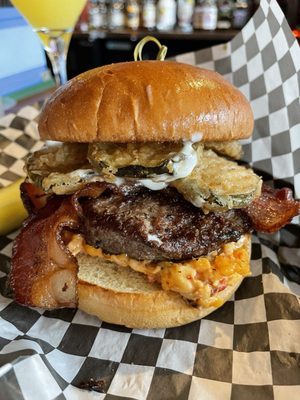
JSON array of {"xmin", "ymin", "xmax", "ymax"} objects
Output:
[{"xmin": 46, "ymin": 35, "xmax": 68, "ymax": 86}]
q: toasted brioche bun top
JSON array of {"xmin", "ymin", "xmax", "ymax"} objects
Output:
[{"xmin": 39, "ymin": 61, "xmax": 254, "ymax": 143}]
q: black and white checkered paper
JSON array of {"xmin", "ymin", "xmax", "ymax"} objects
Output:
[{"xmin": 0, "ymin": 1, "xmax": 299, "ymax": 399}]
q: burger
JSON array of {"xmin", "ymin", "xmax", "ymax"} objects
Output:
[{"xmin": 10, "ymin": 60, "xmax": 300, "ymax": 328}]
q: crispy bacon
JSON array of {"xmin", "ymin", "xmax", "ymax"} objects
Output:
[
  {"xmin": 11, "ymin": 196, "xmax": 79, "ymax": 308},
  {"xmin": 21, "ymin": 181, "xmax": 50, "ymax": 213},
  {"xmin": 71, "ymin": 182, "xmax": 109, "ymax": 216},
  {"xmin": 10, "ymin": 183, "xmax": 108, "ymax": 308},
  {"xmin": 245, "ymin": 184, "xmax": 300, "ymax": 233}
]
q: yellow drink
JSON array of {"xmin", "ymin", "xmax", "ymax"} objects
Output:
[
  {"xmin": 11, "ymin": 0, "xmax": 87, "ymax": 84},
  {"xmin": 11, "ymin": 0, "xmax": 86, "ymax": 30},
  {"xmin": 11, "ymin": 0, "xmax": 86, "ymax": 52}
]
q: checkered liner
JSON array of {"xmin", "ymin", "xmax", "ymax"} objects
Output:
[
  {"xmin": 0, "ymin": 106, "xmax": 44, "ymax": 188},
  {"xmin": 0, "ymin": 1, "xmax": 299, "ymax": 399}
]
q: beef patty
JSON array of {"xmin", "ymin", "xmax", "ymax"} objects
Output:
[{"xmin": 80, "ymin": 186, "xmax": 252, "ymax": 261}]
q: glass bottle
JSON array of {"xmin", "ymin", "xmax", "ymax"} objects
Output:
[
  {"xmin": 142, "ymin": 0, "xmax": 156, "ymax": 30},
  {"xmin": 232, "ymin": 0, "xmax": 250, "ymax": 29},
  {"xmin": 156, "ymin": 0, "xmax": 177, "ymax": 31},
  {"xmin": 217, "ymin": 0, "xmax": 233, "ymax": 29},
  {"xmin": 193, "ymin": 0, "xmax": 218, "ymax": 30},
  {"xmin": 98, "ymin": 0, "xmax": 108, "ymax": 28},
  {"xmin": 109, "ymin": 0, "xmax": 125, "ymax": 29},
  {"xmin": 126, "ymin": 0, "xmax": 140, "ymax": 30},
  {"xmin": 178, "ymin": 0, "xmax": 195, "ymax": 32},
  {"xmin": 89, "ymin": 0, "xmax": 102, "ymax": 29}
]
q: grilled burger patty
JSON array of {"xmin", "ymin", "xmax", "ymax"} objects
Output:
[{"xmin": 80, "ymin": 186, "xmax": 252, "ymax": 261}]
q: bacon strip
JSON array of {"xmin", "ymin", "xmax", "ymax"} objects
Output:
[
  {"xmin": 71, "ymin": 182, "xmax": 109, "ymax": 216},
  {"xmin": 245, "ymin": 184, "xmax": 300, "ymax": 233},
  {"xmin": 10, "ymin": 196, "xmax": 79, "ymax": 307},
  {"xmin": 21, "ymin": 181, "xmax": 50, "ymax": 213},
  {"xmin": 10, "ymin": 182, "xmax": 108, "ymax": 308}
]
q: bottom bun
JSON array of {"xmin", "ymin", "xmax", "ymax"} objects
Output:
[{"xmin": 77, "ymin": 235, "xmax": 251, "ymax": 329}]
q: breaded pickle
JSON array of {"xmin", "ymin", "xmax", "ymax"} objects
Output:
[
  {"xmin": 171, "ymin": 149, "xmax": 261, "ymax": 212},
  {"xmin": 88, "ymin": 142, "xmax": 202, "ymax": 178}
]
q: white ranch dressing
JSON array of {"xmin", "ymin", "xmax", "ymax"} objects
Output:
[
  {"xmin": 147, "ymin": 233, "xmax": 163, "ymax": 245},
  {"xmin": 136, "ymin": 133, "xmax": 202, "ymax": 190},
  {"xmin": 114, "ymin": 177, "xmax": 126, "ymax": 186},
  {"xmin": 72, "ymin": 169, "xmax": 98, "ymax": 179},
  {"xmin": 139, "ymin": 180, "xmax": 168, "ymax": 190}
]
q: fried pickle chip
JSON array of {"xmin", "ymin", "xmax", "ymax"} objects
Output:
[
  {"xmin": 171, "ymin": 149, "xmax": 262, "ymax": 212},
  {"xmin": 88, "ymin": 142, "xmax": 202, "ymax": 178},
  {"xmin": 26, "ymin": 143, "xmax": 89, "ymax": 185},
  {"xmin": 204, "ymin": 141, "xmax": 243, "ymax": 160}
]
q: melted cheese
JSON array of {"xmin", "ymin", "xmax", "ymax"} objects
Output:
[{"xmin": 68, "ymin": 235, "xmax": 250, "ymax": 308}]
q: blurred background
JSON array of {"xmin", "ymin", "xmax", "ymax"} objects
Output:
[{"xmin": 0, "ymin": 0, "xmax": 299, "ymax": 113}]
